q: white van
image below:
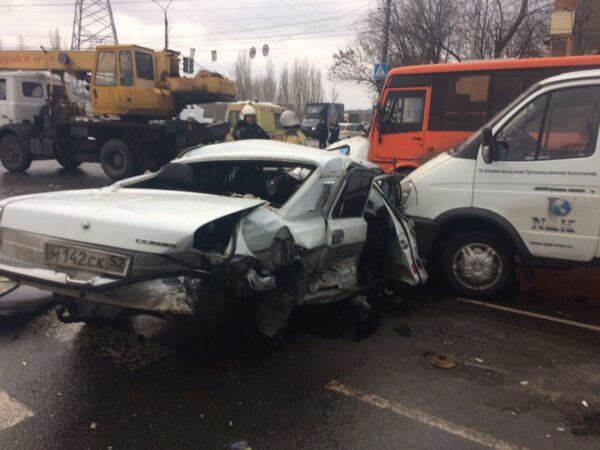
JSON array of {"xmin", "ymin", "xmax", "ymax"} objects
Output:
[{"xmin": 401, "ymin": 70, "xmax": 600, "ymax": 298}]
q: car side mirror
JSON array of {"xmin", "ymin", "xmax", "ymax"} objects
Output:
[{"xmin": 481, "ymin": 127, "xmax": 495, "ymax": 164}]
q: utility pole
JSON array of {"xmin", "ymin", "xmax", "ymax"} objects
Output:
[
  {"xmin": 471, "ymin": 0, "xmax": 483, "ymax": 59},
  {"xmin": 381, "ymin": 0, "xmax": 392, "ymax": 64},
  {"xmin": 152, "ymin": 0, "xmax": 173, "ymax": 51}
]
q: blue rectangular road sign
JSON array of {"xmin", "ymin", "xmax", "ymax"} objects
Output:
[{"xmin": 373, "ymin": 63, "xmax": 388, "ymax": 81}]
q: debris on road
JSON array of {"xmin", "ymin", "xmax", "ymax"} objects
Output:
[
  {"xmin": 520, "ymin": 381, "xmax": 530, "ymax": 386},
  {"xmin": 425, "ymin": 352, "xmax": 455, "ymax": 369},
  {"xmin": 393, "ymin": 323, "xmax": 411, "ymax": 337},
  {"xmin": 582, "ymin": 400, "xmax": 590, "ymax": 408}
]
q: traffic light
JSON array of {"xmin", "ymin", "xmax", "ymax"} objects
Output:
[{"xmin": 182, "ymin": 57, "xmax": 194, "ymax": 74}]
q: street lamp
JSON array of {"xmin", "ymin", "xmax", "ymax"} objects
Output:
[{"xmin": 152, "ymin": 0, "xmax": 173, "ymax": 50}]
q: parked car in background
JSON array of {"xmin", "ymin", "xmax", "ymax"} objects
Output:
[
  {"xmin": 225, "ymin": 101, "xmax": 285, "ymax": 140},
  {"xmin": 339, "ymin": 123, "xmax": 366, "ymax": 140},
  {"xmin": 401, "ymin": 70, "xmax": 600, "ymax": 299},
  {"xmin": 0, "ymin": 140, "xmax": 426, "ymax": 337}
]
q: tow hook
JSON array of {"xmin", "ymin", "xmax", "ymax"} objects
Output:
[{"xmin": 55, "ymin": 303, "xmax": 84, "ymax": 323}]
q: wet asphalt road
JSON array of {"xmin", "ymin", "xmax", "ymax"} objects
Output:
[{"xmin": 0, "ymin": 161, "xmax": 600, "ymax": 450}]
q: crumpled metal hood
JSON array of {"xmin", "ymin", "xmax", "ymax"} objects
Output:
[{"xmin": 1, "ymin": 188, "xmax": 265, "ymax": 253}]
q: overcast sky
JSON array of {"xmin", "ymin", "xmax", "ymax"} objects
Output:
[{"xmin": 0, "ymin": 0, "xmax": 375, "ymax": 108}]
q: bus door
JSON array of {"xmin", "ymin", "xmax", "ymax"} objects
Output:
[{"xmin": 372, "ymin": 87, "xmax": 430, "ymax": 170}]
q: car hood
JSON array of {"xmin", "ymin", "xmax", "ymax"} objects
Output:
[{"xmin": 0, "ymin": 188, "xmax": 265, "ymax": 253}]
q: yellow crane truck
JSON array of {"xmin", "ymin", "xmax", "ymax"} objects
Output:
[{"xmin": 0, "ymin": 45, "xmax": 235, "ymax": 179}]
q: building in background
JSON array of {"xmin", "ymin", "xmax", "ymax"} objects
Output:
[{"xmin": 550, "ymin": 0, "xmax": 600, "ymax": 56}]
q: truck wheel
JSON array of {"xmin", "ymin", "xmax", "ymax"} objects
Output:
[
  {"xmin": 57, "ymin": 155, "xmax": 82, "ymax": 170},
  {"xmin": 0, "ymin": 135, "xmax": 32, "ymax": 172},
  {"xmin": 440, "ymin": 231, "xmax": 515, "ymax": 298},
  {"xmin": 99, "ymin": 139, "xmax": 135, "ymax": 180}
]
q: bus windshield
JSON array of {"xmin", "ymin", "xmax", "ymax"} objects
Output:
[{"xmin": 453, "ymin": 82, "xmax": 542, "ymax": 159}]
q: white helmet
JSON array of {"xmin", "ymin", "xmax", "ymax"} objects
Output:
[
  {"xmin": 241, "ymin": 104, "xmax": 257, "ymax": 119},
  {"xmin": 280, "ymin": 110, "xmax": 300, "ymax": 127}
]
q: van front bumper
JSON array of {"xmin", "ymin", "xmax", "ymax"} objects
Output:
[{"xmin": 410, "ymin": 216, "xmax": 440, "ymax": 259}]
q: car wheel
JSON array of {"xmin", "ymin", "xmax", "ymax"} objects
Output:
[
  {"xmin": 99, "ymin": 139, "xmax": 136, "ymax": 180},
  {"xmin": 440, "ymin": 231, "xmax": 515, "ymax": 298},
  {"xmin": 0, "ymin": 134, "xmax": 32, "ymax": 172}
]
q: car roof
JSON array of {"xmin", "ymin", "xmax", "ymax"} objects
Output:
[
  {"xmin": 539, "ymin": 69, "xmax": 600, "ymax": 86},
  {"xmin": 177, "ymin": 139, "xmax": 377, "ymax": 170}
]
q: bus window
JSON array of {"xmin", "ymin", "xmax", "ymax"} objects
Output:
[
  {"xmin": 381, "ymin": 90, "xmax": 426, "ymax": 134},
  {"xmin": 430, "ymin": 74, "xmax": 489, "ymax": 132}
]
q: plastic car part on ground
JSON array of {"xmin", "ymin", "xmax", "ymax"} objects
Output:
[{"xmin": 0, "ymin": 280, "xmax": 53, "ymax": 316}]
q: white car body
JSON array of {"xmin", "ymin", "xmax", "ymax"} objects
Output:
[
  {"xmin": 401, "ymin": 70, "xmax": 600, "ymax": 297},
  {"xmin": 0, "ymin": 140, "xmax": 426, "ymax": 335},
  {"xmin": 339, "ymin": 123, "xmax": 365, "ymax": 140},
  {"xmin": 326, "ymin": 136, "xmax": 370, "ymax": 161}
]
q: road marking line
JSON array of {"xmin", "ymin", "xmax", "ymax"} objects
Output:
[
  {"xmin": 0, "ymin": 390, "xmax": 33, "ymax": 431},
  {"xmin": 455, "ymin": 297, "xmax": 600, "ymax": 333},
  {"xmin": 326, "ymin": 380, "xmax": 529, "ymax": 450}
]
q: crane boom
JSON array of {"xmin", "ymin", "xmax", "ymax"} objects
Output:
[
  {"xmin": 0, "ymin": 45, "xmax": 235, "ymax": 117},
  {"xmin": 0, "ymin": 50, "xmax": 94, "ymax": 77}
]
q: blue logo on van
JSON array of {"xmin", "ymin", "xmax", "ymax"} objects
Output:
[{"xmin": 549, "ymin": 198, "xmax": 572, "ymax": 217}]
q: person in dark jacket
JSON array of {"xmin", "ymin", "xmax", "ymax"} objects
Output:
[
  {"xmin": 232, "ymin": 104, "xmax": 270, "ymax": 141},
  {"xmin": 329, "ymin": 120, "xmax": 340, "ymax": 144},
  {"xmin": 316, "ymin": 118, "xmax": 328, "ymax": 149}
]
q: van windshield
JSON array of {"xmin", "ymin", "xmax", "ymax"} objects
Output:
[{"xmin": 453, "ymin": 82, "xmax": 542, "ymax": 159}]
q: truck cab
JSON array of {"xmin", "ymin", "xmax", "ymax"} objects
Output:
[
  {"xmin": 401, "ymin": 70, "xmax": 600, "ymax": 298},
  {"xmin": 0, "ymin": 72, "xmax": 69, "ymax": 126}
]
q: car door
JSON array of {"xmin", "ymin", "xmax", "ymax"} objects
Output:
[
  {"xmin": 473, "ymin": 83, "xmax": 600, "ymax": 262},
  {"xmin": 371, "ymin": 87, "xmax": 430, "ymax": 166},
  {"xmin": 317, "ymin": 168, "xmax": 374, "ymax": 291},
  {"xmin": 372, "ymin": 174, "xmax": 427, "ymax": 285}
]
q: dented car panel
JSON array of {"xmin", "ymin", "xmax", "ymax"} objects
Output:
[{"xmin": 0, "ymin": 140, "xmax": 426, "ymax": 334}]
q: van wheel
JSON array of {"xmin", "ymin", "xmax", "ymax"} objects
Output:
[
  {"xmin": 440, "ymin": 231, "xmax": 515, "ymax": 298},
  {"xmin": 0, "ymin": 134, "xmax": 32, "ymax": 172},
  {"xmin": 100, "ymin": 139, "xmax": 135, "ymax": 180}
]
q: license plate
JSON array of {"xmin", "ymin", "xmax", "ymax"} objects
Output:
[{"xmin": 45, "ymin": 243, "xmax": 131, "ymax": 277}]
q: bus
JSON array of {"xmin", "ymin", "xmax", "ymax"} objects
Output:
[{"xmin": 369, "ymin": 55, "xmax": 600, "ymax": 173}]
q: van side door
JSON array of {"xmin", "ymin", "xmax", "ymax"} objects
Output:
[
  {"xmin": 371, "ymin": 87, "xmax": 430, "ymax": 170},
  {"xmin": 473, "ymin": 83, "xmax": 600, "ymax": 262}
]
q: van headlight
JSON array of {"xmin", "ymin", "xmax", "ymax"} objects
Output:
[{"xmin": 400, "ymin": 179, "xmax": 413, "ymax": 206}]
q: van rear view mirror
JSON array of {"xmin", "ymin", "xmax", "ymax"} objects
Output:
[{"xmin": 481, "ymin": 127, "xmax": 494, "ymax": 164}]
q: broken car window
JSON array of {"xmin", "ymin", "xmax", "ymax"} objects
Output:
[{"xmin": 130, "ymin": 161, "xmax": 315, "ymax": 208}]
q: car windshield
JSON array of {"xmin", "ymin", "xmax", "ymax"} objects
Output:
[{"xmin": 127, "ymin": 160, "xmax": 315, "ymax": 209}]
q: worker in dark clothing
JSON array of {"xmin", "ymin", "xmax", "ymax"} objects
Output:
[
  {"xmin": 316, "ymin": 118, "xmax": 328, "ymax": 149},
  {"xmin": 329, "ymin": 120, "xmax": 340, "ymax": 144},
  {"xmin": 232, "ymin": 104, "xmax": 271, "ymax": 141}
]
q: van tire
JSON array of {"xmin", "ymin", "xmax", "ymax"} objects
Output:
[
  {"xmin": 440, "ymin": 231, "xmax": 515, "ymax": 298},
  {"xmin": 100, "ymin": 139, "xmax": 136, "ymax": 180},
  {"xmin": 0, "ymin": 134, "xmax": 32, "ymax": 172}
]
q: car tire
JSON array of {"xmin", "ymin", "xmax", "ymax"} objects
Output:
[
  {"xmin": 99, "ymin": 139, "xmax": 136, "ymax": 180},
  {"xmin": 0, "ymin": 134, "xmax": 32, "ymax": 172},
  {"xmin": 440, "ymin": 231, "xmax": 515, "ymax": 298}
]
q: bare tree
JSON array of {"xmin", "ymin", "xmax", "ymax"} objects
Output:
[
  {"xmin": 254, "ymin": 59, "xmax": 277, "ymax": 102},
  {"xmin": 16, "ymin": 35, "xmax": 25, "ymax": 50},
  {"xmin": 277, "ymin": 63, "xmax": 290, "ymax": 108},
  {"xmin": 233, "ymin": 51, "xmax": 253, "ymax": 101},
  {"xmin": 330, "ymin": 84, "xmax": 339, "ymax": 103},
  {"xmin": 48, "ymin": 28, "xmax": 62, "ymax": 50},
  {"xmin": 330, "ymin": 0, "xmax": 553, "ymax": 96}
]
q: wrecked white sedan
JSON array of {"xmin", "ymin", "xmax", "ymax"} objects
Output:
[{"xmin": 0, "ymin": 140, "xmax": 426, "ymax": 336}]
